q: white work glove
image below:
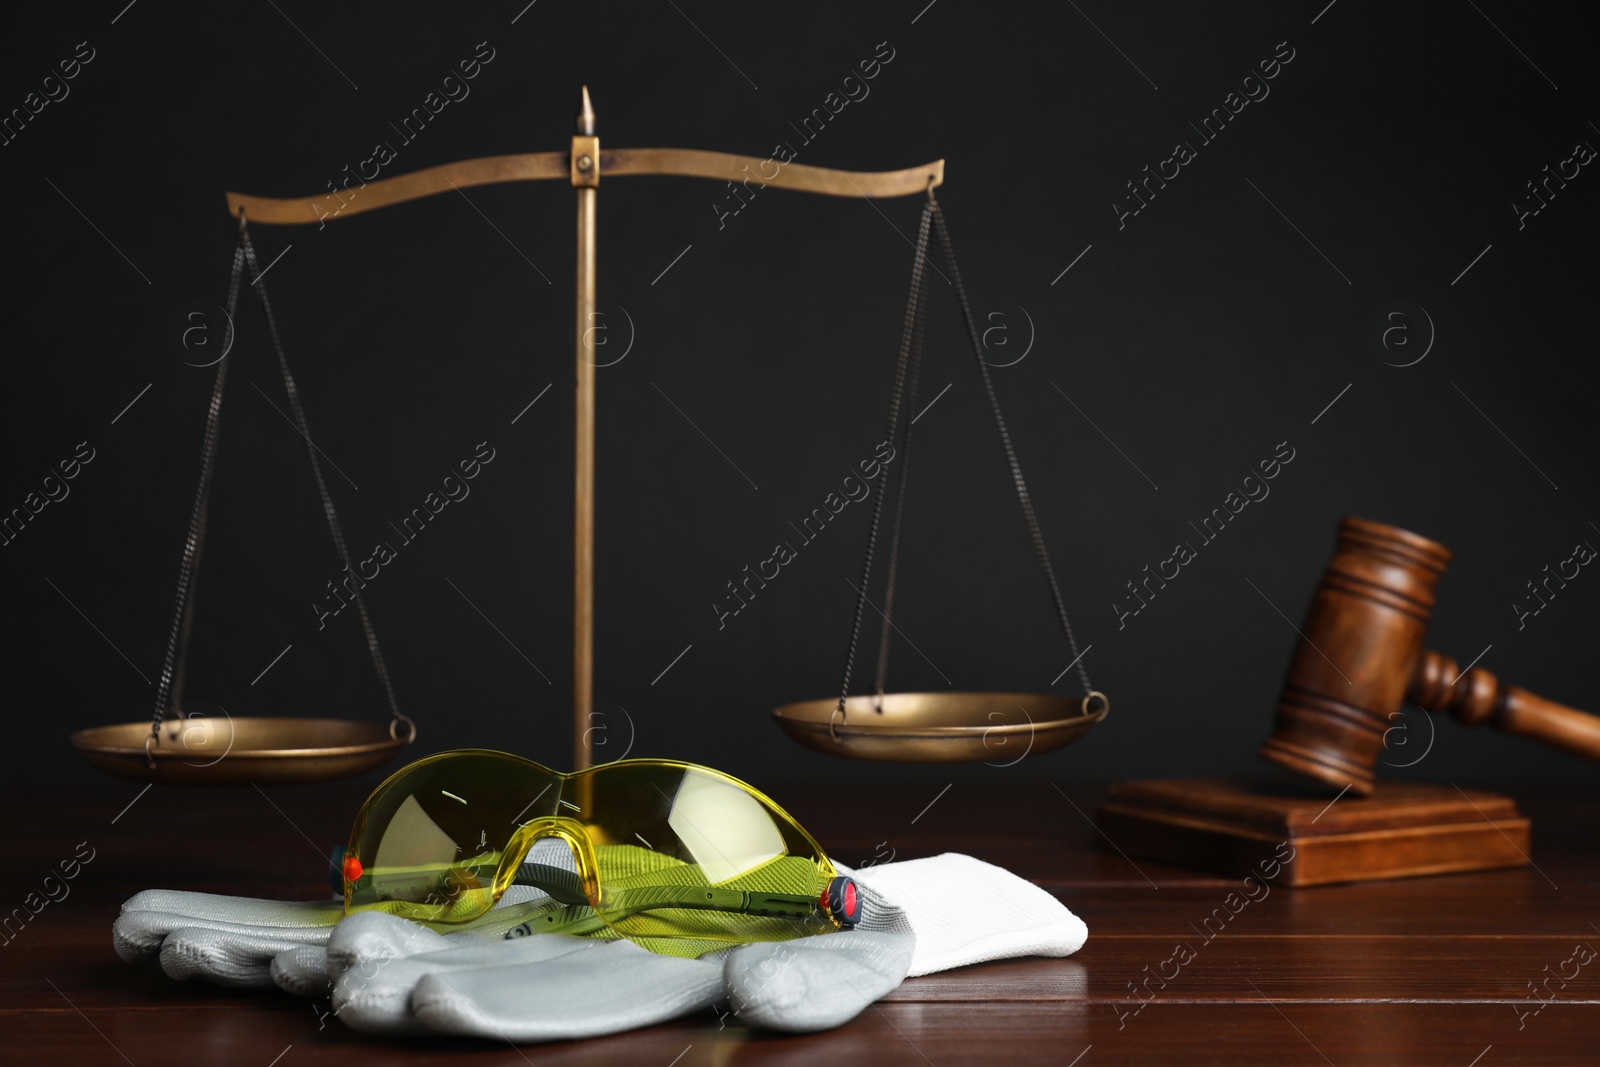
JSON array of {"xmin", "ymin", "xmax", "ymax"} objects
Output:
[
  {"xmin": 851, "ymin": 852, "xmax": 1088, "ymax": 975},
  {"xmin": 115, "ymin": 891, "xmax": 345, "ymax": 994},
  {"xmin": 322, "ymin": 851, "xmax": 1083, "ymax": 1040},
  {"xmin": 325, "ymin": 878, "xmax": 916, "ymax": 1039},
  {"xmin": 115, "ymin": 849, "xmax": 1085, "ymax": 1040},
  {"xmin": 113, "ymin": 839, "xmax": 576, "ymax": 995}
]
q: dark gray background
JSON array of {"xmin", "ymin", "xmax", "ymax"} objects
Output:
[{"xmin": 3, "ymin": 0, "xmax": 1596, "ymax": 795}]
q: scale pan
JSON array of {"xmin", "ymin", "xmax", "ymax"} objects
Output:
[
  {"xmin": 772, "ymin": 691, "xmax": 1105, "ymax": 763},
  {"xmin": 69, "ymin": 717, "xmax": 410, "ymax": 786}
]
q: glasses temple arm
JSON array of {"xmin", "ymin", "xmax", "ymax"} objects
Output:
[
  {"xmin": 502, "ymin": 865, "xmax": 826, "ymax": 920},
  {"xmin": 503, "ymin": 886, "xmax": 827, "ymax": 942},
  {"xmin": 567, "ymin": 883, "xmax": 823, "ymax": 921},
  {"xmin": 356, "ymin": 863, "xmax": 832, "ymax": 924}
]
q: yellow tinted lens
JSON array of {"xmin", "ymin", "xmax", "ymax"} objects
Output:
[
  {"xmin": 344, "ymin": 753, "xmax": 838, "ymax": 948},
  {"xmin": 346, "ymin": 750, "xmax": 559, "ymax": 922},
  {"xmin": 574, "ymin": 764, "xmax": 835, "ymax": 945}
]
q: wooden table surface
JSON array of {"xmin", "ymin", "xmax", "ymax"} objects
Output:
[{"xmin": 5, "ymin": 779, "xmax": 1597, "ymax": 1065}]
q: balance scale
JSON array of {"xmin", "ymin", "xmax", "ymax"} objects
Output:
[{"xmin": 71, "ymin": 90, "xmax": 1107, "ymax": 784}]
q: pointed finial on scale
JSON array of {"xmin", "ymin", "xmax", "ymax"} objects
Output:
[{"xmin": 576, "ymin": 86, "xmax": 595, "ymax": 135}]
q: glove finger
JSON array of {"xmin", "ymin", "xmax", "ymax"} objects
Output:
[
  {"xmin": 115, "ymin": 910, "xmax": 335, "ymax": 965},
  {"xmin": 121, "ymin": 890, "xmax": 344, "ymax": 926},
  {"xmin": 334, "ymin": 931, "xmax": 601, "ymax": 1036},
  {"xmin": 726, "ymin": 930, "xmax": 914, "ymax": 1032},
  {"xmin": 272, "ymin": 945, "xmax": 331, "ymax": 997},
  {"xmin": 114, "ymin": 909, "xmax": 186, "ymax": 964},
  {"xmin": 324, "ymin": 896, "xmax": 574, "ymax": 982},
  {"xmin": 159, "ymin": 927, "xmax": 321, "ymax": 989},
  {"xmin": 411, "ymin": 940, "xmax": 723, "ymax": 1042},
  {"xmin": 725, "ymin": 885, "xmax": 916, "ymax": 1033},
  {"xmin": 326, "ymin": 911, "xmax": 452, "ymax": 981}
]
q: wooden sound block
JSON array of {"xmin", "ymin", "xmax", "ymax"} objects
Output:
[{"xmin": 1096, "ymin": 778, "xmax": 1531, "ymax": 886}]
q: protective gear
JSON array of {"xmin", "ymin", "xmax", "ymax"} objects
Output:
[
  {"xmin": 113, "ymin": 840, "xmax": 581, "ymax": 993},
  {"xmin": 853, "ymin": 853, "xmax": 1088, "ymax": 975},
  {"xmin": 114, "ymin": 850, "xmax": 1084, "ymax": 1040},
  {"xmin": 326, "ymin": 877, "xmax": 914, "ymax": 1039}
]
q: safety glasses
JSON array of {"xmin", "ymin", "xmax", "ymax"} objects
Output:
[{"xmin": 335, "ymin": 751, "xmax": 860, "ymax": 955}]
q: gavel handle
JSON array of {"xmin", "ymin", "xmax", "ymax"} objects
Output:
[{"xmin": 1410, "ymin": 650, "xmax": 1600, "ymax": 761}]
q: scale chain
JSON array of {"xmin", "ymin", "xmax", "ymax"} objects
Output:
[
  {"xmin": 148, "ymin": 225, "xmax": 408, "ymax": 759},
  {"xmin": 929, "ymin": 200, "xmax": 1093, "ymax": 698},
  {"xmin": 835, "ymin": 200, "xmax": 936, "ymax": 734},
  {"xmin": 240, "ymin": 230, "xmax": 407, "ymax": 735},
  {"xmin": 834, "ymin": 195, "xmax": 1096, "ymax": 734},
  {"xmin": 149, "ymin": 243, "xmax": 246, "ymax": 745},
  {"xmin": 871, "ymin": 220, "xmax": 932, "ymax": 701}
]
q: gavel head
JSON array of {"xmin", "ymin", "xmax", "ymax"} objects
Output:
[{"xmin": 1259, "ymin": 517, "xmax": 1453, "ymax": 795}]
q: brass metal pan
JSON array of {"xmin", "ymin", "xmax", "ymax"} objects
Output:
[
  {"xmin": 771, "ymin": 692, "xmax": 1106, "ymax": 763},
  {"xmin": 69, "ymin": 717, "xmax": 410, "ymax": 786}
]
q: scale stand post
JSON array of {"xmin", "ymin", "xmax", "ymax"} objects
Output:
[{"xmin": 571, "ymin": 87, "xmax": 599, "ymax": 771}]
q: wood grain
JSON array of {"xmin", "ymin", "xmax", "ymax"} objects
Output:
[
  {"xmin": 1097, "ymin": 778, "xmax": 1532, "ymax": 885},
  {"xmin": 5, "ymin": 781, "xmax": 1595, "ymax": 1063}
]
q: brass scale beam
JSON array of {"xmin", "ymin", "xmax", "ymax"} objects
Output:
[{"xmin": 228, "ymin": 89, "xmax": 945, "ymax": 771}]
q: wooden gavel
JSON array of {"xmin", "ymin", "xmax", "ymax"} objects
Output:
[{"xmin": 1260, "ymin": 517, "xmax": 1600, "ymax": 794}]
